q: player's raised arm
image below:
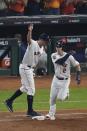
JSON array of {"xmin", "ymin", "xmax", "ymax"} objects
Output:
[{"xmin": 27, "ymin": 24, "xmax": 33, "ymax": 45}]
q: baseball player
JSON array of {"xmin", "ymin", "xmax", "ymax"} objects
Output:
[
  {"xmin": 4, "ymin": 24, "xmax": 49, "ymax": 118},
  {"xmin": 45, "ymin": 41, "xmax": 81, "ymax": 120}
]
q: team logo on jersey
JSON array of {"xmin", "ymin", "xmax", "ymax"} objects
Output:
[{"xmin": 53, "ymin": 55, "xmax": 56, "ymax": 59}]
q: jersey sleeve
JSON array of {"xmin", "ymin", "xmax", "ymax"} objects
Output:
[
  {"xmin": 69, "ymin": 55, "xmax": 79, "ymax": 67},
  {"xmin": 51, "ymin": 53, "xmax": 58, "ymax": 63}
]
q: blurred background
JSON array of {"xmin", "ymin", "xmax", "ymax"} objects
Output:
[{"xmin": 0, "ymin": 0, "xmax": 87, "ymax": 76}]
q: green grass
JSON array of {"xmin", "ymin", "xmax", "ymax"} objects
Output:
[{"xmin": 0, "ymin": 87, "xmax": 87, "ymax": 112}]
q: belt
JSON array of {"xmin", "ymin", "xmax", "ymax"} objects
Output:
[
  {"xmin": 56, "ymin": 76, "xmax": 68, "ymax": 80},
  {"xmin": 27, "ymin": 65, "xmax": 32, "ymax": 68},
  {"xmin": 27, "ymin": 65, "xmax": 35, "ymax": 69},
  {"xmin": 21, "ymin": 63, "xmax": 33, "ymax": 68}
]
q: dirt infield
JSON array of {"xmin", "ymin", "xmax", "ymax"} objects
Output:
[
  {"xmin": 0, "ymin": 74, "xmax": 87, "ymax": 131},
  {"xmin": 0, "ymin": 110, "xmax": 87, "ymax": 131}
]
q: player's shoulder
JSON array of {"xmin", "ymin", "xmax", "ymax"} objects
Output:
[
  {"xmin": 28, "ymin": 39, "xmax": 38, "ymax": 47},
  {"xmin": 69, "ymin": 53, "xmax": 74, "ymax": 58},
  {"xmin": 64, "ymin": 52, "xmax": 73, "ymax": 57},
  {"xmin": 64, "ymin": 52, "xmax": 74, "ymax": 60},
  {"xmin": 51, "ymin": 52, "xmax": 57, "ymax": 59},
  {"xmin": 68, "ymin": 53, "xmax": 77, "ymax": 61},
  {"xmin": 51, "ymin": 52, "xmax": 57, "ymax": 56},
  {"xmin": 32, "ymin": 39, "xmax": 38, "ymax": 44}
]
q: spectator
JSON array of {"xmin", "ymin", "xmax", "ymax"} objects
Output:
[
  {"xmin": 5, "ymin": 0, "xmax": 27, "ymax": 16},
  {"xmin": 25, "ymin": 0, "xmax": 41, "ymax": 15},
  {"xmin": 85, "ymin": 47, "xmax": 87, "ymax": 59},
  {"xmin": 74, "ymin": 0, "xmax": 87, "ymax": 14},
  {"xmin": 14, "ymin": 34, "xmax": 27, "ymax": 61},
  {"xmin": 0, "ymin": 0, "xmax": 7, "ymax": 16},
  {"xmin": 61, "ymin": 0, "xmax": 75, "ymax": 14},
  {"xmin": 85, "ymin": 47, "xmax": 87, "ymax": 67},
  {"xmin": 42, "ymin": 0, "xmax": 64, "ymax": 15}
]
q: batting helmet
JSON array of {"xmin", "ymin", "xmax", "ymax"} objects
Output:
[
  {"xmin": 56, "ymin": 41, "xmax": 63, "ymax": 48},
  {"xmin": 39, "ymin": 33, "xmax": 50, "ymax": 42}
]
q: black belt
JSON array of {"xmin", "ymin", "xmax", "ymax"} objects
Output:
[
  {"xmin": 27, "ymin": 65, "xmax": 35, "ymax": 69},
  {"xmin": 21, "ymin": 63, "xmax": 34, "ymax": 69},
  {"xmin": 27, "ymin": 65, "xmax": 32, "ymax": 68},
  {"xmin": 56, "ymin": 76, "xmax": 68, "ymax": 80}
]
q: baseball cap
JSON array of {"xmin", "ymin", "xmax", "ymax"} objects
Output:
[
  {"xmin": 56, "ymin": 41, "xmax": 63, "ymax": 48},
  {"xmin": 39, "ymin": 33, "xmax": 50, "ymax": 41}
]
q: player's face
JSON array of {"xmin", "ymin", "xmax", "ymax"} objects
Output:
[
  {"xmin": 56, "ymin": 47, "xmax": 63, "ymax": 55},
  {"xmin": 40, "ymin": 40, "xmax": 49, "ymax": 47}
]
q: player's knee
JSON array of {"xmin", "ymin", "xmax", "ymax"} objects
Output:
[
  {"xmin": 58, "ymin": 96, "xmax": 68, "ymax": 101},
  {"xmin": 27, "ymin": 88, "xmax": 35, "ymax": 96},
  {"xmin": 59, "ymin": 98, "xmax": 65, "ymax": 101},
  {"xmin": 20, "ymin": 86, "xmax": 27, "ymax": 93}
]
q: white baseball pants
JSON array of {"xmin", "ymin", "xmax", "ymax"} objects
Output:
[
  {"xmin": 49, "ymin": 75, "xmax": 70, "ymax": 116},
  {"xmin": 19, "ymin": 64, "xmax": 35, "ymax": 96}
]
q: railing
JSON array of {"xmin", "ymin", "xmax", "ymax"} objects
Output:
[{"xmin": 0, "ymin": 15, "xmax": 87, "ymax": 26}]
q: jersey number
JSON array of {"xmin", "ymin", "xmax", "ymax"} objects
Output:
[
  {"xmin": 63, "ymin": 64, "xmax": 67, "ymax": 73},
  {"xmin": 60, "ymin": 64, "xmax": 67, "ymax": 73}
]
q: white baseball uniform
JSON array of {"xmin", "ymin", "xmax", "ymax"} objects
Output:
[
  {"xmin": 36, "ymin": 46, "xmax": 47, "ymax": 72},
  {"xmin": 19, "ymin": 39, "xmax": 41, "ymax": 96},
  {"xmin": 49, "ymin": 51, "xmax": 79, "ymax": 116}
]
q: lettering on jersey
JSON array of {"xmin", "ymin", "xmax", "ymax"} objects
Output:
[
  {"xmin": 53, "ymin": 55, "xmax": 56, "ymax": 59},
  {"xmin": 34, "ymin": 52, "xmax": 40, "ymax": 55}
]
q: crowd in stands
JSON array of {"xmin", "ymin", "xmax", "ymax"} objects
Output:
[{"xmin": 0, "ymin": 0, "xmax": 87, "ymax": 16}]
